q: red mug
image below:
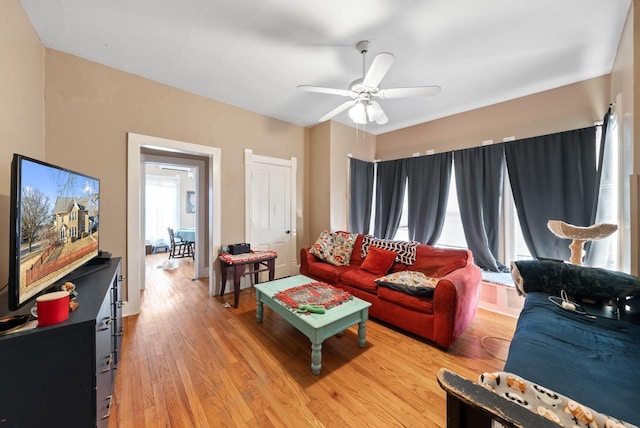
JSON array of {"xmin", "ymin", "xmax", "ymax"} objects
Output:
[{"xmin": 36, "ymin": 291, "xmax": 70, "ymax": 327}]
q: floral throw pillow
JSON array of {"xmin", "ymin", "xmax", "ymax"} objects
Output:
[
  {"xmin": 309, "ymin": 230, "xmax": 334, "ymax": 262},
  {"xmin": 375, "ymin": 271, "xmax": 439, "ymax": 297},
  {"xmin": 325, "ymin": 231, "xmax": 358, "ymax": 266}
]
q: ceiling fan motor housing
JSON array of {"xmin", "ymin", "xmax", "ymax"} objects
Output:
[{"xmin": 356, "ymin": 40, "xmax": 371, "ymax": 54}]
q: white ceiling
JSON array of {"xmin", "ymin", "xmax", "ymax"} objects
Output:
[{"xmin": 20, "ymin": 0, "xmax": 631, "ymax": 135}]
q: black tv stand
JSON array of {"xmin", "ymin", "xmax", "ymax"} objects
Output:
[
  {"xmin": 88, "ymin": 250, "xmax": 112, "ymax": 265},
  {"xmin": 0, "ymin": 258, "xmax": 123, "ymax": 427}
]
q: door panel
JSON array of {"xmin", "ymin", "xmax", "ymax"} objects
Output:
[{"xmin": 250, "ymin": 163, "xmax": 291, "ymax": 279}]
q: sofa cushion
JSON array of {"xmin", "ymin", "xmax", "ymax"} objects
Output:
[
  {"xmin": 360, "ymin": 246, "xmax": 398, "ymax": 275},
  {"xmin": 361, "ymin": 235, "xmax": 419, "ymax": 265},
  {"xmin": 307, "ymin": 262, "xmax": 352, "ymax": 284},
  {"xmin": 411, "ymin": 246, "xmax": 471, "ymax": 277},
  {"xmin": 375, "ymin": 271, "xmax": 439, "ymax": 297},
  {"xmin": 349, "ymin": 234, "xmax": 366, "ymax": 266},
  {"xmin": 377, "ymin": 286, "xmax": 434, "ymax": 314},
  {"xmin": 339, "ymin": 269, "xmax": 379, "ymax": 293}
]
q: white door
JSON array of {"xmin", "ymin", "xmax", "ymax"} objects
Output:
[
  {"xmin": 250, "ymin": 163, "xmax": 291, "ymax": 278},
  {"xmin": 245, "ymin": 151, "xmax": 297, "ymax": 280}
]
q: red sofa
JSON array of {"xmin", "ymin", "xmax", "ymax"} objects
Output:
[{"xmin": 300, "ymin": 234, "xmax": 482, "ymax": 348}]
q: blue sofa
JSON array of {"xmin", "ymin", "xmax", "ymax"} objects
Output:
[{"xmin": 438, "ymin": 262, "xmax": 640, "ymax": 427}]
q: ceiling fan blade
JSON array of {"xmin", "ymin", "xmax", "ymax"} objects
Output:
[
  {"xmin": 318, "ymin": 100, "xmax": 357, "ymax": 122},
  {"xmin": 362, "ymin": 52, "xmax": 395, "ymax": 88},
  {"xmin": 376, "ymin": 86, "xmax": 442, "ymax": 99},
  {"xmin": 297, "ymin": 85, "xmax": 356, "ymax": 98}
]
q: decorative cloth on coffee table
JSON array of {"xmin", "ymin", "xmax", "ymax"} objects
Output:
[{"xmin": 274, "ymin": 281, "xmax": 353, "ymax": 310}]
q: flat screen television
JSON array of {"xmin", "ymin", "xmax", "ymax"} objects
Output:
[{"xmin": 8, "ymin": 154, "xmax": 100, "ymax": 311}]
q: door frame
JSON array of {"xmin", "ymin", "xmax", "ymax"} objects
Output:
[
  {"xmin": 142, "ymin": 155, "xmax": 207, "ymax": 280},
  {"xmin": 244, "ymin": 149, "xmax": 297, "ymax": 277},
  {"xmin": 127, "ymin": 133, "xmax": 221, "ymax": 316}
]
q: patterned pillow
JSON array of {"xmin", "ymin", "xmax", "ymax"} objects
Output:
[
  {"xmin": 375, "ymin": 271, "xmax": 439, "ymax": 297},
  {"xmin": 309, "ymin": 230, "xmax": 334, "ymax": 262},
  {"xmin": 479, "ymin": 372, "xmax": 635, "ymax": 427},
  {"xmin": 361, "ymin": 235, "xmax": 419, "ymax": 265},
  {"xmin": 325, "ymin": 231, "xmax": 358, "ymax": 266}
]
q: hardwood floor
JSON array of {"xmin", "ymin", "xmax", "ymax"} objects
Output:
[{"xmin": 109, "ymin": 252, "xmax": 517, "ymax": 427}]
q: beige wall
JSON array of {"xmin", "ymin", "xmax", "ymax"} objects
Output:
[
  {"xmin": 0, "ymin": 0, "xmax": 44, "ymax": 287},
  {"xmin": 42, "ymin": 49, "xmax": 307, "ymax": 296},
  {"xmin": 306, "ymin": 120, "xmax": 376, "ymax": 241},
  {"xmin": 376, "ymin": 75, "xmax": 611, "ymax": 160},
  {"xmin": 611, "ymin": 2, "xmax": 636, "ymax": 274},
  {"xmin": 308, "ymin": 121, "xmax": 331, "ymax": 241},
  {"xmin": 329, "ymin": 122, "xmax": 376, "ymax": 233}
]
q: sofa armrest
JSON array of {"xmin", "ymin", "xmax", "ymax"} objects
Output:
[
  {"xmin": 432, "ymin": 263, "xmax": 482, "ymax": 348},
  {"xmin": 300, "ymin": 247, "xmax": 317, "ymax": 276}
]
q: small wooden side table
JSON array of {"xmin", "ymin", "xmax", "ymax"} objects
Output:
[{"xmin": 219, "ymin": 250, "xmax": 277, "ymax": 308}]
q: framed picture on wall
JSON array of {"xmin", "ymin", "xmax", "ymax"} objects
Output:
[{"xmin": 186, "ymin": 191, "xmax": 195, "ymax": 213}]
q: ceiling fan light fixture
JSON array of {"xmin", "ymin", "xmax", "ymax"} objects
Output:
[
  {"xmin": 366, "ymin": 101, "xmax": 383, "ymax": 122},
  {"xmin": 348, "ymin": 101, "xmax": 367, "ymax": 124}
]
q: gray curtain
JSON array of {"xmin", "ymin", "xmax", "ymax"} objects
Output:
[
  {"xmin": 455, "ymin": 145, "xmax": 507, "ymax": 271},
  {"xmin": 505, "ymin": 127, "xmax": 598, "ymax": 260},
  {"xmin": 374, "ymin": 159, "xmax": 407, "ymax": 239},
  {"xmin": 406, "ymin": 153, "xmax": 453, "ymax": 245},
  {"xmin": 348, "ymin": 158, "xmax": 375, "ymax": 234}
]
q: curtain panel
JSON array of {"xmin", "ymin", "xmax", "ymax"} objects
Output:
[
  {"xmin": 505, "ymin": 126, "xmax": 598, "ymax": 260},
  {"xmin": 454, "ymin": 145, "xmax": 506, "ymax": 271},
  {"xmin": 374, "ymin": 159, "xmax": 407, "ymax": 239},
  {"xmin": 405, "ymin": 153, "xmax": 453, "ymax": 245},
  {"xmin": 348, "ymin": 158, "xmax": 375, "ymax": 234}
]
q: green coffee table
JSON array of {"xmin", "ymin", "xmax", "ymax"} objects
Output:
[{"xmin": 255, "ymin": 275, "xmax": 371, "ymax": 375}]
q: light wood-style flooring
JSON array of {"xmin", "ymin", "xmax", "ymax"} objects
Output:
[{"xmin": 109, "ymin": 252, "xmax": 517, "ymax": 427}]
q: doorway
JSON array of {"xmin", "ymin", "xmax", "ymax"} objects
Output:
[
  {"xmin": 142, "ymin": 155, "xmax": 207, "ymax": 280},
  {"xmin": 127, "ymin": 133, "xmax": 221, "ymax": 317}
]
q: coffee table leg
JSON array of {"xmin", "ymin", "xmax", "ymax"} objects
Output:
[
  {"xmin": 358, "ymin": 320, "xmax": 367, "ymax": 348},
  {"xmin": 256, "ymin": 295, "xmax": 264, "ymax": 323},
  {"xmin": 311, "ymin": 342, "xmax": 322, "ymax": 375}
]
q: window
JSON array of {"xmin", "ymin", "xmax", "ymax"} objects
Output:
[
  {"xmin": 145, "ymin": 174, "xmax": 180, "ymax": 243},
  {"xmin": 503, "ymin": 171, "xmax": 532, "ymax": 264},
  {"xmin": 587, "ymin": 112, "xmax": 619, "ymax": 269},
  {"xmin": 438, "ymin": 166, "xmax": 467, "ymax": 249},
  {"xmin": 393, "ymin": 182, "xmax": 409, "ymax": 241},
  {"xmin": 388, "ymin": 126, "xmax": 613, "ymax": 269}
]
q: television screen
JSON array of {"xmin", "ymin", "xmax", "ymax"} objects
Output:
[{"xmin": 9, "ymin": 154, "xmax": 100, "ymax": 310}]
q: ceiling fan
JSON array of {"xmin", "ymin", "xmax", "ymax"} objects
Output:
[{"xmin": 298, "ymin": 40, "xmax": 441, "ymax": 126}]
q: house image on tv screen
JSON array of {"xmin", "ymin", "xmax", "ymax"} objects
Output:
[{"xmin": 53, "ymin": 197, "xmax": 96, "ymax": 243}]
